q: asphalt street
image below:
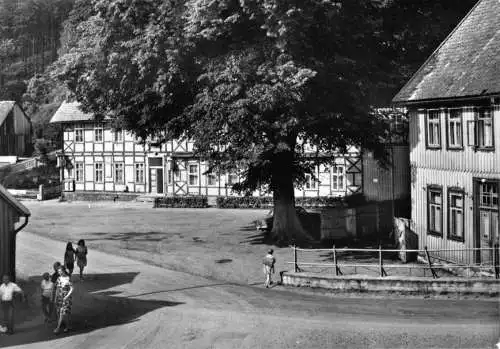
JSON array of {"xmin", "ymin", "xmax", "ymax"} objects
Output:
[{"xmin": 1, "ymin": 232, "xmax": 498, "ymax": 349}]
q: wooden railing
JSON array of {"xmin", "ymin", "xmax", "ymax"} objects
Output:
[{"xmin": 289, "ymin": 245, "xmax": 500, "ymax": 279}]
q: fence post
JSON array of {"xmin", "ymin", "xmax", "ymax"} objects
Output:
[
  {"xmin": 333, "ymin": 244, "xmax": 342, "ymax": 276},
  {"xmin": 424, "ymin": 246, "xmax": 438, "ymax": 279},
  {"xmin": 379, "ymin": 244, "xmax": 387, "ymax": 277},
  {"xmin": 293, "ymin": 245, "xmax": 298, "ymax": 273},
  {"xmin": 494, "ymin": 241, "xmax": 499, "ymax": 280}
]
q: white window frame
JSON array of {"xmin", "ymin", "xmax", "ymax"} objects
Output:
[
  {"xmin": 426, "ymin": 110, "xmax": 441, "ymax": 148},
  {"xmin": 332, "ymin": 165, "xmax": 345, "ymax": 191},
  {"xmin": 94, "ymin": 125, "xmax": 104, "ymax": 143},
  {"xmin": 188, "ymin": 164, "xmax": 199, "ymax": 186},
  {"xmin": 75, "ymin": 125, "xmax": 84, "ymax": 143},
  {"xmin": 448, "ymin": 189, "xmax": 464, "ymax": 241},
  {"xmin": 95, "ymin": 163, "xmax": 104, "ymax": 183},
  {"xmin": 427, "ymin": 186, "xmax": 443, "ymax": 236},
  {"xmin": 135, "ymin": 163, "xmax": 145, "ymax": 183},
  {"xmin": 477, "ymin": 108, "xmax": 494, "ymax": 150},
  {"xmin": 75, "ymin": 162, "xmax": 84, "ymax": 182},
  {"xmin": 114, "ymin": 162, "xmax": 124, "ymax": 184},
  {"xmin": 447, "ymin": 109, "xmax": 463, "ymax": 149}
]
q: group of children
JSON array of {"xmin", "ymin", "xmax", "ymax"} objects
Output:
[
  {"xmin": 0, "ymin": 239, "xmax": 88, "ymax": 335},
  {"xmin": 39, "ymin": 239, "xmax": 88, "ymax": 334}
]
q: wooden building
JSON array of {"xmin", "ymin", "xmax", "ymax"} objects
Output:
[
  {"xmin": 0, "ymin": 184, "xmax": 30, "ymax": 281},
  {"xmin": 0, "ymin": 101, "xmax": 32, "ymax": 157},
  {"xmin": 50, "ymin": 101, "xmax": 409, "ymax": 202},
  {"xmin": 393, "ymin": 0, "xmax": 500, "ymax": 264}
]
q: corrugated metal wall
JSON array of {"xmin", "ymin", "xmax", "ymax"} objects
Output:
[
  {"xmin": 363, "ymin": 145, "xmax": 410, "ymax": 201},
  {"xmin": 0, "ymin": 199, "xmax": 18, "ymax": 280}
]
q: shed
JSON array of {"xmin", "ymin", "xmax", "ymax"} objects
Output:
[{"xmin": 0, "ymin": 183, "xmax": 30, "ymax": 281}]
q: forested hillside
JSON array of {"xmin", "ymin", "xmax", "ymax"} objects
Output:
[{"xmin": 0, "ymin": 0, "xmax": 479, "ymax": 158}]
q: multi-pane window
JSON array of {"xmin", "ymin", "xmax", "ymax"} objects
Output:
[
  {"xmin": 304, "ymin": 174, "xmax": 316, "ymax": 190},
  {"xmin": 113, "ymin": 130, "xmax": 123, "ymax": 142},
  {"xmin": 114, "ymin": 163, "xmax": 124, "ymax": 183},
  {"xmin": 207, "ymin": 173, "xmax": 217, "ymax": 186},
  {"xmin": 477, "ymin": 108, "xmax": 494, "ymax": 149},
  {"xmin": 75, "ymin": 126, "xmax": 84, "ymax": 142},
  {"xmin": 75, "ymin": 162, "xmax": 84, "ymax": 182},
  {"xmin": 135, "ymin": 163, "xmax": 145, "ymax": 183},
  {"xmin": 426, "ymin": 110, "xmax": 441, "ymax": 148},
  {"xmin": 332, "ymin": 165, "xmax": 345, "ymax": 191},
  {"xmin": 95, "ymin": 163, "xmax": 103, "ymax": 183},
  {"xmin": 427, "ymin": 186, "xmax": 442, "ymax": 236},
  {"xmin": 188, "ymin": 164, "xmax": 199, "ymax": 185},
  {"xmin": 447, "ymin": 109, "xmax": 463, "ymax": 148},
  {"xmin": 94, "ymin": 125, "xmax": 103, "ymax": 142},
  {"xmin": 448, "ymin": 190, "xmax": 464, "ymax": 241}
]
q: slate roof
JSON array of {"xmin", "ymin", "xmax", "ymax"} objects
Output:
[
  {"xmin": 0, "ymin": 101, "xmax": 16, "ymax": 127},
  {"xmin": 50, "ymin": 101, "xmax": 104, "ymax": 123},
  {"xmin": 0, "ymin": 184, "xmax": 31, "ymax": 217},
  {"xmin": 393, "ymin": 0, "xmax": 500, "ymax": 104}
]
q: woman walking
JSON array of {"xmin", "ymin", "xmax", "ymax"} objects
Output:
[
  {"xmin": 64, "ymin": 242, "xmax": 76, "ymax": 277},
  {"xmin": 75, "ymin": 239, "xmax": 88, "ymax": 281},
  {"xmin": 53, "ymin": 266, "xmax": 74, "ymax": 334}
]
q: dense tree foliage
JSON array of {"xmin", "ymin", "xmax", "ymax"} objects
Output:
[{"xmin": 52, "ymin": 0, "xmax": 478, "ymax": 242}]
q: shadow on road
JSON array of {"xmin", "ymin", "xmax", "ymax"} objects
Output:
[{"xmin": 0, "ymin": 272, "xmax": 184, "ymax": 348}]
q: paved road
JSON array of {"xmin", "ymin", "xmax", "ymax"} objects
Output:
[{"xmin": 2, "ymin": 232, "xmax": 499, "ymax": 349}]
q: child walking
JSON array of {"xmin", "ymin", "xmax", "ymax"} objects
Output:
[
  {"xmin": 262, "ymin": 249, "xmax": 276, "ymax": 288},
  {"xmin": 75, "ymin": 239, "xmax": 88, "ymax": 281},
  {"xmin": 64, "ymin": 242, "xmax": 76, "ymax": 277},
  {"xmin": 40, "ymin": 272, "xmax": 54, "ymax": 323}
]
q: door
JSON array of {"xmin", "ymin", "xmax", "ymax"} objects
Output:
[
  {"xmin": 476, "ymin": 181, "xmax": 499, "ymax": 264},
  {"xmin": 156, "ymin": 169, "xmax": 164, "ymax": 194},
  {"xmin": 149, "ymin": 169, "xmax": 164, "ymax": 194}
]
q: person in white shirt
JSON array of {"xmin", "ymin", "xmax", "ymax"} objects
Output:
[
  {"xmin": 262, "ymin": 249, "xmax": 276, "ymax": 288},
  {"xmin": 0, "ymin": 274, "xmax": 24, "ymax": 335},
  {"xmin": 40, "ymin": 272, "xmax": 54, "ymax": 323}
]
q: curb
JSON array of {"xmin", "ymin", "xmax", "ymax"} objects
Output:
[{"xmin": 281, "ymin": 272, "xmax": 500, "ymax": 297}]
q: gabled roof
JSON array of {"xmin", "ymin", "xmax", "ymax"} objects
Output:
[
  {"xmin": 393, "ymin": 0, "xmax": 500, "ymax": 104},
  {"xmin": 0, "ymin": 101, "xmax": 16, "ymax": 127},
  {"xmin": 50, "ymin": 101, "xmax": 104, "ymax": 123},
  {"xmin": 0, "ymin": 184, "xmax": 31, "ymax": 217}
]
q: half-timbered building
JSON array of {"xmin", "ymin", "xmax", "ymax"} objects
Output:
[
  {"xmin": 393, "ymin": 0, "xmax": 500, "ymax": 265},
  {"xmin": 50, "ymin": 101, "xmax": 409, "ymax": 201}
]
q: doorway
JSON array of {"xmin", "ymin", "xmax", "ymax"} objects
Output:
[
  {"xmin": 149, "ymin": 168, "xmax": 164, "ymax": 194},
  {"xmin": 474, "ymin": 179, "xmax": 499, "ymax": 263}
]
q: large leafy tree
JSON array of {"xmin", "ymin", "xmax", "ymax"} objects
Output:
[{"xmin": 56, "ymin": 0, "xmax": 476, "ymax": 242}]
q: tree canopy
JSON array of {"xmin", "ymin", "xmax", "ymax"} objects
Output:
[{"xmin": 54, "ymin": 0, "xmax": 478, "ymax": 241}]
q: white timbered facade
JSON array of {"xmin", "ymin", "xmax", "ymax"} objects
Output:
[{"xmin": 51, "ymin": 102, "xmax": 404, "ymax": 199}]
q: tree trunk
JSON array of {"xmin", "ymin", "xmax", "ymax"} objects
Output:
[{"xmin": 270, "ymin": 150, "xmax": 312, "ymax": 243}]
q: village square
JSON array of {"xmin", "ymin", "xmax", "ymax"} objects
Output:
[{"xmin": 0, "ymin": 0, "xmax": 499, "ymax": 348}]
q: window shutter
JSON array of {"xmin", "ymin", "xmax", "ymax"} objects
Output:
[{"xmin": 467, "ymin": 120, "xmax": 476, "ymax": 147}]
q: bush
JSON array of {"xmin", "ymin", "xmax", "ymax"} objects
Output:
[
  {"xmin": 154, "ymin": 196, "xmax": 208, "ymax": 208},
  {"xmin": 216, "ymin": 196, "xmax": 274, "ymax": 208},
  {"xmin": 215, "ymin": 195, "xmax": 362, "ymax": 208}
]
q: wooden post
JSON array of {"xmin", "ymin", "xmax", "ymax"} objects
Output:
[
  {"xmin": 425, "ymin": 246, "xmax": 438, "ymax": 279},
  {"xmin": 379, "ymin": 244, "xmax": 387, "ymax": 277},
  {"xmin": 293, "ymin": 245, "xmax": 298, "ymax": 273},
  {"xmin": 333, "ymin": 244, "xmax": 342, "ymax": 276}
]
